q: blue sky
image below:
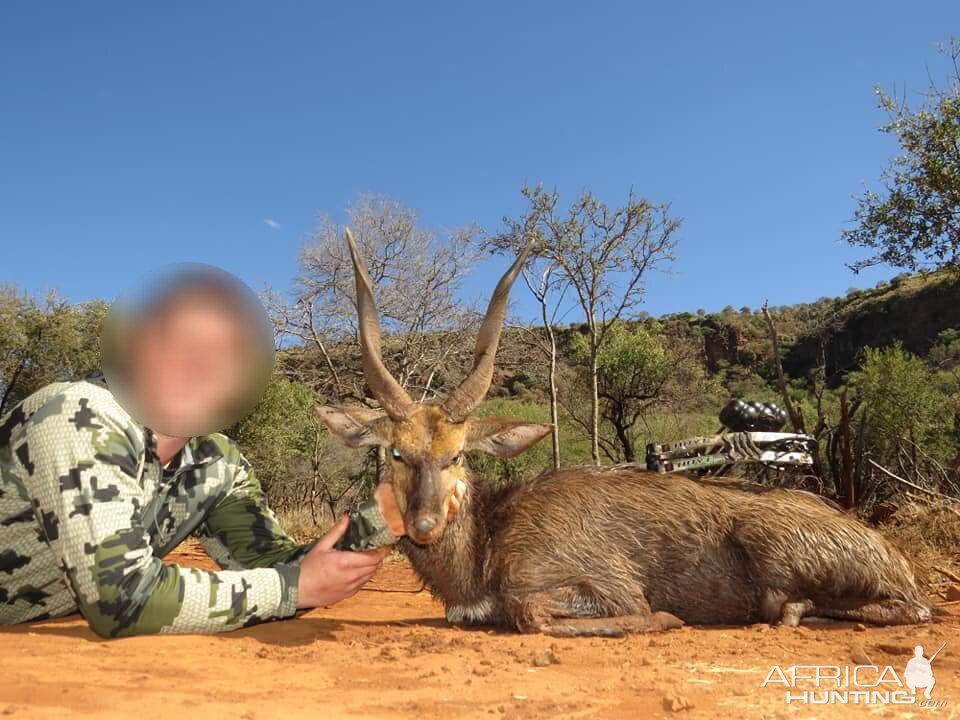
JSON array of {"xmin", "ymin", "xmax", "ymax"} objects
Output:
[{"xmin": 2, "ymin": 1, "xmax": 958, "ymax": 320}]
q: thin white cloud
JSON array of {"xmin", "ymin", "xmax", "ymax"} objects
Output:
[{"xmin": 263, "ymin": 218, "xmax": 281, "ymax": 229}]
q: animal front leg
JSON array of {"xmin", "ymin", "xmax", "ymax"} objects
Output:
[
  {"xmin": 503, "ymin": 587, "xmax": 682, "ymax": 638},
  {"xmin": 540, "ymin": 613, "xmax": 684, "ymax": 638}
]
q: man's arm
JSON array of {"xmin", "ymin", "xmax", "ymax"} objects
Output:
[
  {"xmin": 200, "ymin": 450, "xmax": 405, "ymax": 611},
  {"xmin": 199, "ymin": 451, "xmax": 402, "ymax": 561},
  {"xmin": 25, "ymin": 395, "xmax": 298, "ymax": 638},
  {"xmin": 196, "ymin": 456, "xmax": 312, "ymax": 570}
]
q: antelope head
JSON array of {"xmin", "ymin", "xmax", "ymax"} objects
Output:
[{"xmin": 317, "ymin": 229, "xmax": 552, "ymax": 545}]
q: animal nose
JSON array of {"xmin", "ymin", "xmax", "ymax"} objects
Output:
[{"xmin": 414, "ymin": 516, "xmax": 437, "ymax": 534}]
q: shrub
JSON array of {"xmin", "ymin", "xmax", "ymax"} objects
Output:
[{"xmin": 848, "ymin": 345, "xmax": 952, "ymax": 465}]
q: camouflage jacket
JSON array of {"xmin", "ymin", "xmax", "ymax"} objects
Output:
[{"xmin": 0, "ymin": 376, "xmax": 394, "ymax": 637}]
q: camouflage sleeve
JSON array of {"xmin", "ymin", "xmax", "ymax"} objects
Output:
[
  {"xmin": 198, "ymin": 458, "xmax": 313, "ymax": 579},
  {"xmin": 334, "ymin": 498, "xmax": 398, "ymax": 552},
  {"xmin": 25, "ymin": 397, "xmax": 298, "ymax": 638},
  {"xmin": 201, "ymin": 460, "xmax": 397, "ymax": 555}
]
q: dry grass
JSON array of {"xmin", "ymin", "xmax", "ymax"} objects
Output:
[
  {"xmin": 276, "ymin": 507, "xmax": 328, "ymax": 544},
  {"xmin": 878, "ymin": 501, "xmax": 960, "ymax": 596}
]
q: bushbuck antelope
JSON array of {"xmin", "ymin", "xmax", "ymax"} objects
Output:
[{"xmin": 317, "ymin": 230, "xmax": 932, "ymax": 637}]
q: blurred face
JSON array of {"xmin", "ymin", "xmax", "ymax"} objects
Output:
[
  {"xmin": 102, "ymin": 265, "xmax": 274, "ymax": 438},
  {"xmin": 130, "ymin": 292, "xmax": 253, "ymax": 437}
]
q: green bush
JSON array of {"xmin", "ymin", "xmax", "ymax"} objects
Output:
[
  {"xmin": 229, "ymin": 369, "xmax": 316, "ymax": 503},
  {"xmin": 848, "ymin": 345, "xmax": 952, "ymax": 464}
]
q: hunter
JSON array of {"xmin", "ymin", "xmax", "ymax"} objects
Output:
[{"xmin": 0, "ymin": 267, "xmax": 428, "ymax": 637}]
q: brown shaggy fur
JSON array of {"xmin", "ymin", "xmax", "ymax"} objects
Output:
[{"xmin": 398, "ymin": 464, "xmax": 931, "ymax": 635}]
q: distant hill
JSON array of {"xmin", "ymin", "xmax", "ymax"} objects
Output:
[
  {"xmin": 279, "ymin": 269, "xmax": 960, "ymax": 404},
  {"xmin": 782, "ymin": 271, "xmax": 960, "ymax": 382},
  {"xmin": 485, "ymin": 270, "xmax": 960, "ymax": 400}
]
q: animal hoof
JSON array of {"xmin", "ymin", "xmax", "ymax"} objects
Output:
[
  {"xmin": 648, "ymin": 612, "xmax": 684, "ymax": 631},
  {"xmin": 778, "ymin": 600, "xmax": 813, "ymax": 627}
]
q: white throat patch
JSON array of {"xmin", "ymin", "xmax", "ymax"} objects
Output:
[{"xmin": 446, "ymin": 596, "xmax": 496, "ymax": 624}]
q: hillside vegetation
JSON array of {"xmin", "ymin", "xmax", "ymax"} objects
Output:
[{"xmin": 3, "ymin": 269, "xmax": 959, "ymax": 504}]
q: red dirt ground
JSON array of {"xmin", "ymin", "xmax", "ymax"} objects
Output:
[{"xmin": 0, "ymin": 540, "xmax": 957, "ymax": 720}]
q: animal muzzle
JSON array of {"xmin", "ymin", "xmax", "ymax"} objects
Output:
[
  {"xmin": 404, "ymin": 479, "xmax": 449, "ymax": 544},
  {"xmin": 406, "ymin": 510, "xmax": 446, "ymax": 544}
]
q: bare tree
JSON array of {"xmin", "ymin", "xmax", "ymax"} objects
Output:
[
  {"xmin": 526, "ymin": 264, "xmax": 568, "ymax": 469},
  {"xmin": 487, "ymin": 211, "xmax": 570, "ymax": 469},
  {"xmin": 268, "ymin": 194, "xmax": 483, "ymax": 406},
  {"xmin": 500, "ymin": 186, "xmax": 680, "ymax": 464},
  {"xmin": 761, "ymin": 302, "xmax": 806, "ymax": 433}
]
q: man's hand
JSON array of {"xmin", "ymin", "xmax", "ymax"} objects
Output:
[{"xmin": 296, "ymin": 516, "xmax": 391, "ymax": 610}]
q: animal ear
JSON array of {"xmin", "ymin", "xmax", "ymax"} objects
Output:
[
  {"xmin": 315, "ymin": 406, "xmax": 391, "ymax": 448},
  {"xmin": 465, "ymin": 416, "xmax": 553, "ymax": 459}
]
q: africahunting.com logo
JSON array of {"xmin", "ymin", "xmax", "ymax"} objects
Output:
[{"xmin": 761, "ymin": 643, "xmax": 947, "ymax": 707}]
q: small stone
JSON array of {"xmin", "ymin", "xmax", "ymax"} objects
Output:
[
  {"xmin": 853, "ymin": 623, "xmax": 867, "ymax": 632},
  {"xmin": 946, "ymin": 585, "xmax": 960, "ymax": 601},
  {"xmin": 850, "ymin": 645, "xmax": 873, "ymax": 665},
  {"xmin": 875, "ymin": 643, "xmax": 913, "ymax": 656},
  {"xmin": 662, "ymin": 693, "xmax": 693, "ymax": 712},
  {"xmin": 532, "ymin": 649, "xmax": 560, "ymax": 667}
]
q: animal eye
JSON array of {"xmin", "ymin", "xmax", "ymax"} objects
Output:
[
  {"xmin": 448, "ymin": 453, "xmax": 464, "ymax": 467},
  {"xmin": 390, "ymin": 447, "xmax": 403, "ymax": 462}
]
